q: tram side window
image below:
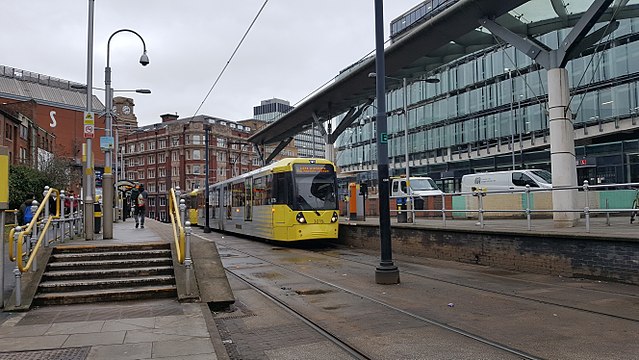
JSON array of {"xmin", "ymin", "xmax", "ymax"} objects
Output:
[
  {"xmin": 272, "ymin": 172, "xmax": 291, "ymax": 205},
  {"xmin": 231, "ymin": 182, "xmax": 245, "ymax": 207},
  {"xmin": 253, "ymin": 175, "xmax": 272, "ymax": 206}
]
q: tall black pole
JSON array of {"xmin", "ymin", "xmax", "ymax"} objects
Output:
[
  {"xmin": 374, "ymin": 0, "xmax": 399, "ymax": 284},
  {"xmin": 203, "ymin": 125, "xmax": 211, "ymax": 233}
]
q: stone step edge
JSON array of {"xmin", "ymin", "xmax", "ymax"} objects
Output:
[
  {"xmin": 33, "ymin": 285, "xmax": 177, "ymax": 299},
  {"xmin": 39, "ymin": 275, "xmax": 175, "ymax": 288},
  {"xmin": 52, "ymin": 249, "xmax": 171, "ymax": 258},
  {"xmin": 53, "ymin": 242, "xmax": 170, "ymax": 253},
  {"xmin": 47, "ymin": 258, "xmax": 172, "ymax": 268},
  {"xmin": 43, "ymin": 266, "xmax": 174, "ymax": 277}
]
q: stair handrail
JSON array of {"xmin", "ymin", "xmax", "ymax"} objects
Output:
[
  {"xmin": 169, "ymin": 188, "xmax": 186, "ymax": 264},
  {"xmin": 10, "ymin": 187, "xmax": 61, "ymax": 272}
]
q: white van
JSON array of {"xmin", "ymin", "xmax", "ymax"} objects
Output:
[
  {"xmin": 461, "ymin": 169, "xmax": 552, "ymax": 193},
  {"xmin": 391, "ymin": 177, "xmax": 444, "ymax": 198}
]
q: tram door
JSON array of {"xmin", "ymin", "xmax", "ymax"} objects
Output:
[{"xmin": 245, "ymin": 177, "xmax": 252, "ymax": 221}]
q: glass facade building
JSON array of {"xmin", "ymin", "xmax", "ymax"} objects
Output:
[
  {"xmin": 336, "ymin": 3, "xmax": 639, "ymax": 193},
  {"xmin": 254, "ymin": 98, "xmax": 325, "ymax": 158}
]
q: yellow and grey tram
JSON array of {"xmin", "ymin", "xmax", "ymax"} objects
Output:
[{"xmin": 206, "ymin": 158, "xmax": 339, "ymax": 241}]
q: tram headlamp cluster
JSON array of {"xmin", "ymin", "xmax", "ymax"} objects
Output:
[
  {"xmin": 330, "ymin": 212, "xmax": 338, "ymax": 223},
  {"xmin": 296, "ymin": 212, "xmax": 306, "ymax": 223}
]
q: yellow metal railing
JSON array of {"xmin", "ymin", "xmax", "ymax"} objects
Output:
[
  {"xmin": 9, "ymin": 188, "xmax": 60, "ymax": 270},
  {"xmin": 169, "ymin": 188, "xmax": 186, "ymax": 264}
]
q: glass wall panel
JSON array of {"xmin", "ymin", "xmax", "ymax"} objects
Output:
[
  {"xmin": 612, "ymin": 84, "xmax": 630, "ymax": 117},
  {"xmin": 447, "ymin": 67, "xmax": 457, "ymax": 93},
  {"xmin": 499, "ymin": 76, "xmax": 512, "ymax": 106},
  {"xmin": 529, "ymin": 104, "xmax": 544, "ymax": 132},
  {"xmin": 469, "ymin": 88, "xmax": 482, "ymax": 113},
  {"xmin": 458, "ymin": 92, "xmax": 469, "ymax": 116},
  {"xmin": 628, "ymin": 41, "xmax": 639, "ymax": 74},
  {"xmin": 499, "ymin": 111, "xmax": 511, "ymax": 137},
  {"xmin": 447, "ymin": 96, "xmax": 457, "ymax": 119},
  {"xmin": 612, "ymin": 44, "xmax": 629, "ymax": 78},
  {"xmin": 484, "ymin": 53, "xmax": 493, "ymax": 79}
]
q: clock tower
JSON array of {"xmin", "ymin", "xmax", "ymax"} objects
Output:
[{"xmin": 113, "ymin": 96, "xmax": 138, "ymax": 127}]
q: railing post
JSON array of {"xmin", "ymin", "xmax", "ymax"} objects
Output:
[
  {"xmin": 525, "ymin": 185, "xmax": 532, "ymax": 231},
  {"xmin": 441, "ymin": 193, "xmax": 447, "ymax": 227},
  {"xmin": 179, "ymin": 199, "xmax": 187, "ymax": 227},
  {"xmin": 28, "ymin": 201, "xmax": 38, "ymax": 256},
  {"xmin": 60, "ymin": 190, "xmax": 67, "ymax": 242},
  {"xmin": 478, "ymin": 190, "xmax": 485, "ymax": 229},
  {"xmin": 13, "ymin": 268, "xmax": 21, "ymax": 307},
  {"xmin": 43, "ymin": 186, "xmax": 50, "ymax": 247},
  {"xmin": 583, "ymin": 180, "xmax": 591, "ymax": 233},
  {"xmin": 605, "ymin": 198, "xmax": 610, "ymax": 226},
  {"xmin": 184, "ymin": 221, "xmax": 193, "ymax": 295}
]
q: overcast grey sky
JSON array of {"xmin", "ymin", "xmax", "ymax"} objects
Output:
[{"xmin": 3, "ymin": 0, "xmax": 421, "ymax": 126}]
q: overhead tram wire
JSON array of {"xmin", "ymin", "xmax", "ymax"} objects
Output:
[{"xmin": 192, "ymin": 0, "xmax": 269, "ymax": 117}]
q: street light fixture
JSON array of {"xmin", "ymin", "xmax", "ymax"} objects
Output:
[
  {"xmin": 368, "ymin": 72, "xmax": 439, "ymax": 223},
  {"xmin": 71, "ymin": 84, "xmax": 151, "ymax": 94},
  {"xmin": 103, "ymin": 29, "xmax": 149, "ymax": 239}
]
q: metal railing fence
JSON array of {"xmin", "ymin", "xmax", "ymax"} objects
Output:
[
  {"xmin": 7, "ymin": 186, "xmax": 83, "ymax": 306},
  {"xmin": 389, "ymin": 180, "xmax": 639, "ymax": 233}
]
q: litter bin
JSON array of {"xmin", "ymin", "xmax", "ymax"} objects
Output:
[
  {"xmin": 94, "ymin": 202, "xmax": 102, "ymax": 234},
  {"xmin": 397, "ymin": 197, "xmax": 407, "ymax": 223}
]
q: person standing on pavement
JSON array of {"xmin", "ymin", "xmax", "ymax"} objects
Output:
[{"xmin": 134, "ymin": 184, "xmax": 148, "ymax": 228}]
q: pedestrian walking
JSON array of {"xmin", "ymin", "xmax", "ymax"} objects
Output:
[
  {"xmin": 134, "ymin": 184, "xmax": 148, "ymax": 228},
  {"xmin": 18, "ymin": 194, "xmax": 35, "ymax": 226}
]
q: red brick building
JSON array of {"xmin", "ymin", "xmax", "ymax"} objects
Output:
[
  {"xmin": 0, "ymin": 66, "xmax": 109, "ymax": 168},
  {"xmin": 120, "ymin": 115, "xmax": 297, "ymax": 221}
]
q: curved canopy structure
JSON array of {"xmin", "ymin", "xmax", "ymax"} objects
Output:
[{"xmin": 249, "ymin": 0, "xmax": 639, "ymax": 146}]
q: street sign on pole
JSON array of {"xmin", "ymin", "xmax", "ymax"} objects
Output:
[{"xmin": 84, "ymin": 112, "xmax": 95, "ymax": 138}]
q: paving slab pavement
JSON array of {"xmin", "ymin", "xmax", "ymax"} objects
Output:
[{"xmin": 0, "ymin": 220, "xmax": 225, "ymax": 360}]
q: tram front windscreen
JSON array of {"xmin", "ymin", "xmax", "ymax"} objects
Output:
[{"xmin": 292, "ymin": 164, "xmax": 338, "ymax": 211}]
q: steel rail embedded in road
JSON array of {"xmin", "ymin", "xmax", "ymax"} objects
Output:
[{"xmin": 214, "ymin": 240, "xmax": 542, "ymax": 360}]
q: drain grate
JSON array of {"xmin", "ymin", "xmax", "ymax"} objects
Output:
[{"xmin": 0, "ymin": 346, "xmax": 90, "ymax": 360}]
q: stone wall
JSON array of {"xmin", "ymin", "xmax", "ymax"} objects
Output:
[{"xmin": 338, "ymin": 224, "xmax": 639, "ymax": 285}]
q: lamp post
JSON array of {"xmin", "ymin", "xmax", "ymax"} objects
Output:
[
  {"xmin": 84, "ymin": 0, "xmax": 96, "ymax": 240},
  {"xmin": 505, "ymin": 68, "xmax": 515, "ymax": 170},
  {"xmin": 103, "ymin": 29, "xmax": 149, "ymax": 239},
  {"xmin": 372, "ymin": 0, "xmax": 399, "ymax": 285},
  {"xmin": 368, "ymin": 72, "xmax": 439, "ymax": 223},
  {"xmin": 203, "ymin": 125, "xmax": 211, "ymax": 233}
]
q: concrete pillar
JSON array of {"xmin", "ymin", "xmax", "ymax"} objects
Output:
[{"xmin": 547, "ymin": 68, "xmax": 579, "ymax": 227}]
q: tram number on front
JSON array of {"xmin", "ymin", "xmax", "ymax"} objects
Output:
[{"xmin": 313, "ymin": 219, "xmax": 325, "ymax": 224}]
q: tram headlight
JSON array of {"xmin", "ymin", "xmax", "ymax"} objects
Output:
[
  {"xmin": 330, "ymin": 212, "xmax": 338, "ymax": 223},
  {"xmin": 296, "ymin": 212, "xmax": 306, "ymax": 223}
]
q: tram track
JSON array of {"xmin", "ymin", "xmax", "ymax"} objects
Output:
[
  {"xmin": 312, "ymin": 247, "xmax": 639, "ymax": 323},
  {"xmin": 217, "ymin": 240, "xmax": 542, "ymax": 360},
  {"xmin": 224, "ymin": 270, "xmax": 373, "ymax": 360}
]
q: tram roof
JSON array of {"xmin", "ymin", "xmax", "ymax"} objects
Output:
[{"xmin": 249, "ymin": 0, "xmax": 639, "ymax": 146}]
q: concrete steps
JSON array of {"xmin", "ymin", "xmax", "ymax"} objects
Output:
[{"xmin": 34, "ymin": 243, "xmax": 176, "ymax": 306}]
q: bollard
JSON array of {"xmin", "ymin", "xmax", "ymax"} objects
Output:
[
  {"xmin": 184, "ymin": 221, "xmax": 193, "ymax": 295},
  {"xmin": 605, "ymin": 198, "xmax": 611, "ymax": 226}
]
